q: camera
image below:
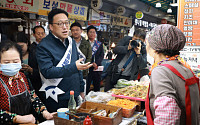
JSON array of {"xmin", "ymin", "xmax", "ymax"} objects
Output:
[{"xmin": 131, "ymin": 39, "xmax": 142, "ymax": 48}]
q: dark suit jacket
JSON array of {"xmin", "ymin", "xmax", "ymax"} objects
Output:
[
  {"xmin": 28, "ymin": 42, "xmax": 42, "ymax": 93},
  {"xmin": 90, "ymin": 41, "xmax": 104, "ymax": 66},
  {"xmin": 107, "ymin": 36, "xmax": 148, "ymax": 80},
  {"xmin": 88, "ymin": 40, "xmax": 104, "ymax": 73}
]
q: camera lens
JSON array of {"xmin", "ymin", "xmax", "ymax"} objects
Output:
[{"xmin": 131, "ymin": 40, "xmax": 140, "ymax": 48}]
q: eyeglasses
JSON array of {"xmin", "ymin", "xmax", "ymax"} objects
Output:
[{"xmin": 51, "ymin": 21, "xmax": 69, "ymax": 28}]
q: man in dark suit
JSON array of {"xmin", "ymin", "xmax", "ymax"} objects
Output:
[
  {"xmin": 86, "ymin": 25, "xmax": 104, "ymax": 94},
  {"xmin": 29, "ymin": 26, "xmax": 46, "ymax": 99}
]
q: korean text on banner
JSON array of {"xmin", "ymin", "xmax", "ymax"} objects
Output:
[
  {"xmin": 0, "ymin": 0, "xmax": 39, "ymax": 13},
  {"xmin": 180, "ymin": 46, "xmax": 200, "ymax": 69},
  {"xmin": 38, "ymin": 0, "xmax": 88, "ymax": 21},
  {"xmin": 178, "ymin": 0, "xmax": 200, "ymax": 46},
  {"xmin": 91, "ymin": 10, "xmax": 132, "ymax": 27}
]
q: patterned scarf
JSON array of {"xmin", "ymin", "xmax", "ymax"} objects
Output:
[
  {"xmin": 149, "ymin": 55, "xmax": 191, "ymax": 76},
  {"xmin": 147, "ymin": 24, "xmax": 186, "ymax": 52},
  {"xmin": 0, "ymin": 71, "xmax": 24, "ymax": 87}
]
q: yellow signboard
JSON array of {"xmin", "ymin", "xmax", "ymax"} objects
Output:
[
  {"xmin": 38, "ymin": 0, "xmax": 88, "ymax": 21},
  {"xmin": 0, "ymin": 0, "xmax": 39, "ymax": 13},
  {"xmin": 135, "ymin": 11, "xmax": 143, "ymax": 19}
]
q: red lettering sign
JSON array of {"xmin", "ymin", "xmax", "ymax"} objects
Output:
[
  {"xmin": 67, "ymin": 4, "xmax": 72, "ymax": 13},
  {"xmin": 23, "ymin": 0, "xmax": 33, "ymax": 6},
  {"xmin": 7, "ymin": 0, "xmax": 14, "ymax": 3},
  {"xmin": 60, "ymin": 3, "xmax": 66, "ymax": 10}
]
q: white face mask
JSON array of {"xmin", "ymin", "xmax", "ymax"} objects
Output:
[{"xmin": 147, "ymin": 54, "xmax": 155, "ymax": 65}]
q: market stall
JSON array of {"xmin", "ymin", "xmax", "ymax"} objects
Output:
[{"xmin": 29, "ymin": 76, "xmax": 149, "ymax": 125}]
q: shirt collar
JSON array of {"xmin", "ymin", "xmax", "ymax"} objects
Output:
[
  {"xmin": 51, "ymin": 31, "xmax": 66, "ymax": 45},
  {"xmin": 34, "ymin": 41, "xmax": 39, "ymax": 44},
  {"xmin": 73, "ymin": 37, "xmax": 82, "ymax": 44}
]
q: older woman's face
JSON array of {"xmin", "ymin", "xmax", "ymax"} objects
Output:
[
  {"xmin": 146, "ymin": 39, "xmax": 155, "ymax": 57},
  {"xmin": 1, "ymin": 48, "xmax": 21, "ymax": 64}
]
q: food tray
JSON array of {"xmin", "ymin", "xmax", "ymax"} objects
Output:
[
  {"xmin": 122, "ymin": 106, "xmax": 137, "ymax": 118},
  {"xmin": 53, "ymin": 113, "xmax": 82, "ymax": 125},
  {"xmin": 112, "ymin": 94, "xmax": 145, "ymax": 101},
  {"xmin": 77, "ymin": 101, "xmax": 122, "ymax": 125}
]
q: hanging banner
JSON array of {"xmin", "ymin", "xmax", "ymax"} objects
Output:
[
  {"xmin": 88, "ymin": 20, "xmax": 100, "ymax": 26},
  {"xmin": 0, "ymin": 0, "xmax": 39, "ymax": 13},
  {"xmin": 38, "ymin": 0, "xmax": 88, "ymax": 21},
  {"xmin": 134, "ymin": 19, "xmax": 157, "ymax": 28},
  {"xmin": 180, "ymin": 46, "xmax": 200, "ymax": 69},
  {"xmin": 178, "ymin": 0, "xmax": 200, "ymax": 46},
  {"xmin": 91, "ymin": 10, "xmax": 132, "ymax": 27}
]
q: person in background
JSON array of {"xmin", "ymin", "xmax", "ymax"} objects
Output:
[
  {"xmin": 0, "ymin": 41, "xmax": 54, "ymax": 124},
  {"xmin": 70, "ymin": 22, "xmax": 92, "ymax": 80},
  {"xmin": 36, "ymin": 8, "xmax": 92, "ymax": 112},
  {"xmin": 15, "ymin": 32, "xmax": 32, "ymax": 77},
  {"xmin": 86, "ymin": 25, "xmax": 104, "ymax": 94},
  {"xmin": 104, "ymin": 29, "xmax": 148, "ymax": 92},
  {"xmin": 101, "ymin": 38, "xmax": 108, "ymax": 55},
  {"xmin": 145, "ymin": 24, "xmax": 199, "ymax": 125},
  {"xmin": 106, "ymin": 49, "xmax": 113, "ymax": 60},
  {"xmin": 29, "ymin": 26, "xmax": 46, "ymax": 100}
]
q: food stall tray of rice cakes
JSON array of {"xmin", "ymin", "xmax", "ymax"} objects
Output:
[{"xmin": 77, "ymin": 101, "xmax": 123, "ymax": 125}]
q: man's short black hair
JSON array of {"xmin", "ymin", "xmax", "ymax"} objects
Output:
[
  {"xmin": 70, "ymin": 22, "xmax": 82, "ymax": 30},
  {"xmin": 48, "ymin": 8, "xmax": 68, "ymax": 24},
  {"xmin": 87, "ymin": 25, "xmax": 97, "ymax": 34},
  {"xmin": 133, "ymin": 28, "xmax": 146, "ymax": 40},
  {"xmin": 32, "ymin": 26, "xmax": 45, "ymax": 34}
]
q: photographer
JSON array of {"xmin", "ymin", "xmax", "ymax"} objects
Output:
[{"xmin": 104, "ymin": 29, "xmax": 148, "ymax": 92}]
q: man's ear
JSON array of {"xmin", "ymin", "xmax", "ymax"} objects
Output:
[{"xmin": 49, "ymin": 24, "xmax": 53, "ymax": 31}]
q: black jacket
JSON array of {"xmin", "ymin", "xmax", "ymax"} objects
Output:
[
  {"xmin": 28, "ymin": 42, "xmax": 42, "ymax": 93},
  {"xmin": 88, "ymin": 40, "xmax": 104, "ymax": 72},
  {"xmin": 107, "ymin": 36, "xmax": 148, "ymax": 80}
]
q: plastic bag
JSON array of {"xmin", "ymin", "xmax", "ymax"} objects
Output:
[
  {"xmin": 85, "ymin": 91, "xmax": 113, "ymax": 103},
  {"xmin": 140, "ymin": 75, "xmax": 150, "ymax": 84}
]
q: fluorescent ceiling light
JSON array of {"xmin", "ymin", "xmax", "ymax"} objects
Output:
[
  {"xmin": 170, "ymin": 0, "xmax": 178, "ymax": 6},
  {"xmin": 167, "ymin": 8, "xmax": 172, "ymax": 13},
  {"xmin": 170, "ymin": 3, "xmax": 178, "ymax": 6},
  {"xmin": 156, "ymin": 3, "xmax": 161, "ymax": 8}
]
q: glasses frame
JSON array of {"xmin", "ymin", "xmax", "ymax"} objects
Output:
[{"xmin": 51, "ymin": 21, "xmax": 69, "ymax": 28}]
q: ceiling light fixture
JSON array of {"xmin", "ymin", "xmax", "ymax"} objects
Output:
[
  {"xmin": 167, "ymin": 7, "xmax": 172, "ymax": 13},
  {"xmin": 156, "ymin": 2, "xmax": 161, "ymax": 8},
  {"xmin": 170, "ymin": 0, "xmax": 178, "ymax": 6}
]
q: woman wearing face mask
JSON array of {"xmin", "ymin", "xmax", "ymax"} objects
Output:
[
  {"xmin": 0, "ymin": 41, "xmax": 55, "ymax": 124},
  {"xmin": 145, "ymin": 24, "xmax": 199, "ymax": 125}
]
